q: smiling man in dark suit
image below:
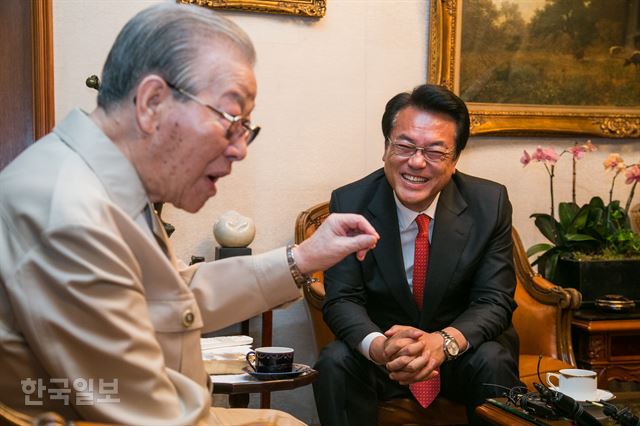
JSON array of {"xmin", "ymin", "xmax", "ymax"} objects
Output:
[{"xmin": 313, "ymin": 84, "xmax": 522, "ymax": 425}]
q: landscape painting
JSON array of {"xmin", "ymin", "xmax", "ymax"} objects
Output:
[
  {"xmin": 459, "ymin": 0, "xmax": 640, "ymax": 107},
  {"xmin": 428, "ymin": 0, "xmax": 640, "ymax": 137}
]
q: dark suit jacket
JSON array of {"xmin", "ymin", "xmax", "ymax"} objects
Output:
[{"xmin": 323, "ymin": 168, "xmax": 517, "ymax": 352}]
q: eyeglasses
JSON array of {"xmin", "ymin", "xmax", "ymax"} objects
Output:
[
  {"xmin": 386, "ymin": 139, "xmax": 453, "ymax": 163},
  {"xmin": 165, "ymin": 80, "xmax": 260, "ymax": 145}
]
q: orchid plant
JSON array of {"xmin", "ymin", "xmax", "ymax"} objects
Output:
[
  {"xmin": 520, "ymin": 141, "xmax": 640, "ymax": 280},
  {"xmin": 603, "ymin": 153, "xmax": 640, "ymax": 215},
  {"xmin": 520, "ymin": 141, "xmax": 596, "ymax": 217}
]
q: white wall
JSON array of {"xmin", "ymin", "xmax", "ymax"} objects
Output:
[
  {"xmin": 54, "ymin": 1, "xmax": 640, "ymax": 264},
  {"xmin": 54, "ymin": 0, "xmax": 430, "ymax": 261}
]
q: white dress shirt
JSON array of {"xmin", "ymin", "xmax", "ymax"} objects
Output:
[{"xmin": 357, "ymin": 192, "xmax": 440, "ymax": 360}]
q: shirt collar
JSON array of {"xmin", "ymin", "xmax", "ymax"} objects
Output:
[
  {"xmin": 53, "ymin": 108, "xmax": 149, "ymax": 217},
  {"xmin": 394, "ymin": 192, "xmax": 440, "ymax": 232}
]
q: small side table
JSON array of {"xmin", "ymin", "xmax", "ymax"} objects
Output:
[
  {"xmin": 213, "ymin": 246, "xmax": 274, "ymax": 407},
  {"xmin": 572, "ymin": 309, "xmax": 640, "ymax": 388},
  {"xmin": 211, "ymin": 367, "xmax": 319, "ymax": 408}
]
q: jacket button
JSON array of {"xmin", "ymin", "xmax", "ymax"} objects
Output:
[{"xmin": 182, "ymin": 309, "xmax": 195, "ymax": 328}]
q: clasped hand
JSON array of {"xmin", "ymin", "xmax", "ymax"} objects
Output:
[{"xmin": 377, "ymin": 325, "xmax": 445, "ymax": 385}]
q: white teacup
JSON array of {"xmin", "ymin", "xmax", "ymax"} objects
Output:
[{"xmin": 545, "ymin": 368, "xmax": 598, "ymax": 401}]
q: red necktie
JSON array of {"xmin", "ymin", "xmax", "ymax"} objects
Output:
[{"xmin": 409, "ymin": 214, "xmax": 440, "ymax": 408}]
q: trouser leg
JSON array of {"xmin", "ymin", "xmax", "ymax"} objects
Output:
[
  {"xmin": 313, "ymin": 340, "xmax": 381, "ymax": 426},
  {"xmin": 441, "ymin": 339, "xmax": 522, "ymax": 426}
]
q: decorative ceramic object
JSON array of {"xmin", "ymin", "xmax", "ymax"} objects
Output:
[{"xmin": 213, "ymin": 211, "xmax": 256, "ymax": 248}]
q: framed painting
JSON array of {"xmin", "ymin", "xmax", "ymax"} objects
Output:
[
  {"xmin": 428, "ymin": 0, "xmax": 640, "ymax": 138},
  {"xmin": 177, "ymin": 0, "xmax": 326, "ymax": 18}
]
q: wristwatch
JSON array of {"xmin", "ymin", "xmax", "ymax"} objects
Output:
[
  {"xmin": 286, "ymin": 244, "xmax": 318, "ymax": 289},
  {"xmin": 437, "ymin": 330, "xmax": 460, "ymax": 361}
]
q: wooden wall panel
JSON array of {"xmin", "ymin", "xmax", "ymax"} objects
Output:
[
  {"xmin": 32, "ymin": 0, "xmax": 55, "ymax": 141},
  {"xmin": 0, "ymin": 1, "xmax": 33, "ymax": 170},
  {"xmin": 0, "ymin": 0, "xmax": 54, "ymax": 171}
]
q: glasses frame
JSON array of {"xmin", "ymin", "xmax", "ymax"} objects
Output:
[
  {"xmin": 386, "ymin": 139, "xmax": 453, "ymax": 163},
  {"xmin": 165, "ymin": 80, "xmax": 260, "ymax": 145}
]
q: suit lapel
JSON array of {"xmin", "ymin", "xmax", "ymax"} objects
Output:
[
  {"xmin": 421, "ymin": 176, "xmax": 472, "ymax": 327},
  {"xmin": 368, "ymin": 179, "xmax": 420, "ymax": 323}
]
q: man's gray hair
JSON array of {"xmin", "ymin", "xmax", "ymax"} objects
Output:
[{"xmin": 97, "ymin": 3, "xmax": 256, "ymax": 110}]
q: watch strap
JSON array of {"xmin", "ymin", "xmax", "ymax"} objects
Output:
[
  {"xmin": 286, "ymin": 244, "xmax": 318, "ymax": 289},
  {"xmin": 437, "ymin": 330, "xmax": 460, "ymax": 361}
]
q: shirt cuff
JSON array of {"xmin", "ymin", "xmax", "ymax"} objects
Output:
[{"xmin": 358, "ymin": 332, "xmax": 385, "ymax": 362}]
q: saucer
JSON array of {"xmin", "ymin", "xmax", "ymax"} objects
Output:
[
  {"xmin": 577, "ymin": 389, "xmax": 615, "ymax": 403},
  {"xmin": 244, "ymin": 363, "xmax": 309, "ymax": 381}
]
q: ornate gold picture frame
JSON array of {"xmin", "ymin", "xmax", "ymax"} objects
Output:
[
  {"xmin": 177, "ymin": 0, "xmax": 326, "ymax": 18},
  {"xmin": 428, "ymin": 0, "xmax": 640, "ymax": 138}
]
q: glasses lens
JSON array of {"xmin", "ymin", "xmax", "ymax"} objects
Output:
[
  {"xmin": 390, "ymin": 141, "xmax": 451, "ymax": 162},
  {"xmin": 247, "ymin": 127, "xmax": 260, "ymax": 145},
  {"xmin": 392, "ymin": 143, "xmax": 417, "ymax": 157},
  {"xmin": 424, "ymin": 151, "xmax": 448, "ymax": 162},
  {"xmin": 227, "ymin": 119, "xmax": 260, "ymax": 145}
]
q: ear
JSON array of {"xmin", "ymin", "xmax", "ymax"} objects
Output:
[
  {"xmin": 134, "ymin": 75, "xmax": 172, "ymax": 135},
  {"xmin": 382, "ymin": 143, "xmax": 389, "ymax": 162},
  {"xmin": 451, "ymin": 152, "xmax": 460, "ymax": 168}
]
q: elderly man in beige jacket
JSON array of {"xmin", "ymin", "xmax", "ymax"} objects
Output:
[{"xmin": 0, "ymin": 4, "xmax": 379, "ymax": 425}]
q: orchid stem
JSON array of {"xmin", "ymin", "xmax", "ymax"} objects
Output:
[
  {"xmin": 625, "ymin": 181, "xmax": 637, "ymax": 216},
  {"xmin": 572, "ymin": 156, "xmax": 576, "ymax": 204},
  {"xmin": 547, "ymin": 164, "xmax": 555, "ymax": 218},
  {"xmin": 609, "ymin": 173, "xmax": 618, "ymax": 204}
]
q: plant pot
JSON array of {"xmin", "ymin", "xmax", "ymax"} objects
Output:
[{"xmin": 554, "ymin": 258, "xmax": 640, "ymax": 307}]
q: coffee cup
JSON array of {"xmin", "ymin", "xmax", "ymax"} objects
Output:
[
  {"xmin": 246, "ymin": 347, "xmax": 294, "ymax": 373},
  {"xmin": 545, "ymin": 368, "xmax": 598, "ymax": 401}
]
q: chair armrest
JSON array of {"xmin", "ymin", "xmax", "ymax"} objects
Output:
[{"xmin": 512, "ymin": 227, "xmax": 581, "ymax": 366}]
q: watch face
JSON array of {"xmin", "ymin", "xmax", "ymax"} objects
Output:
[{"xmin": 446, "ymin": 340, "xmax": 460, "ymax": 357}]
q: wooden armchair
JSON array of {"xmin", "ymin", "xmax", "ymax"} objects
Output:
[
  {"xmin": 0, "ymin": 401, "xmax": 47, "ymax": 426},
  {"xmin": 0, "ymin": 400, "xmax": 112, "ymax": 426},
  {"xmin": 295, "ymin": 201, "xmax": 582, "ymax": 425}
]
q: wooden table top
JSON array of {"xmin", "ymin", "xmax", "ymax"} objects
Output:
[
  {"xmin": 210, "ymin": 366, "xmax": 318, "ymax": 395},
  {"xmin": 476, "ymin": 392, "xmax": 640, "ymax": 426}
]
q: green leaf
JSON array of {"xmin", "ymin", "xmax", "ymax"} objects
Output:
[
  {"xmin": 527, "ymin": 243, "xmax": 553, "ymax": 257},
  {"xmin": 588, "ymin": 196, "xmax": 606, "ymax": 209},
  {"xmin": 570, "ymin": 204, "xmax": 591, "ymax": 231},
  {"xmin": 531, "ymin": 248, "xmax": 559, "ymax": 279},
  {"xmin": 604, "ymin": 201, "xmax": 627, "ymax": 231},
  {"xmin": 559, "ymin": 202, "xmax": 579, "ymax": 229},
  {"xmin": 530, "ymin": 214, "xmax": 560, "ymax": 244},
  {"xmin": 564, "ymin": 233, "xmax": 598, "ymax": 242},
  {"xmin": 544, "ymin": 251, "xmax": 560, "ymax": 281}
]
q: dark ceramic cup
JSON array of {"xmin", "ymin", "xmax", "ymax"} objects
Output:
[{"xmin": 246, "ymin": 346, "xmax": 294, "ymax": 373}]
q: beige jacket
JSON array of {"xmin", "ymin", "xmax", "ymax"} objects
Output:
[{"xmin": 0, "ymin": 109, "xmax": 301, "ymax": 424}]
